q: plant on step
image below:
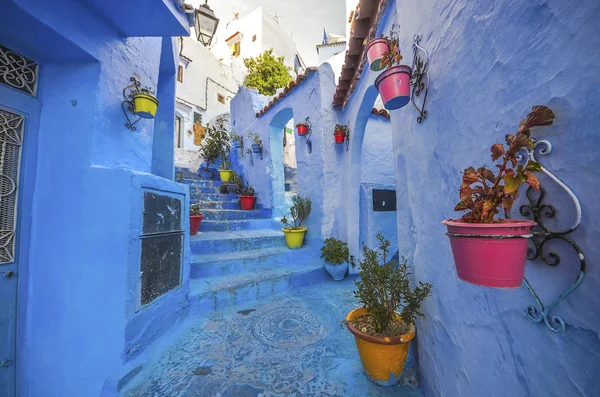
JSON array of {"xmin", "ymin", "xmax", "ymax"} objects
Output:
[
  {"xmin": 198, "ymin": 115, "xmax": 231, "ymax": 175},
  {"xmin": 345, "ymin": 233, "xmax": 432, "ymax": 386},
  {"xmin": 320, "ymin": 238, "xmax": 350, "ymax": 265},
  {"xmin": 453, "ymin": 106, "xmax": 555, "ymax": 223},
  {"xmin": 189, "ymin": 203, "xmax": 204, "ymax": 235},
  {"xmin": 175, "ymin": 171, "xmax": 184, "ymax": 183},
  {"xmin": 353, "ymin": 233, "xmax": 432, "ymax": 335},
  {"xmin": 443, "ymin": 106, "xmax": 556, "ymax": 289},
  {"xmin": 281, "ymin": 195, "xmax": 312, "ymax": 230},
  {"xmin": 190, "ymin": 203, "xmax": 202, "ymax": 216},
  {"xmin": 235, "ymin": 181, "xmax": 256, "ymax": 197}
]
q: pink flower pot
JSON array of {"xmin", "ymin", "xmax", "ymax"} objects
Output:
[
  {"xmin": 442, "ymin": 219, "xmax": 536, "ymax": 288},
  {"xmin": 366, "ymin": 38, "xmax": 390, "ymax": 71},
  {"xmin": 375, "ymin": 65, "xmax": 412, "ymax": 110}
]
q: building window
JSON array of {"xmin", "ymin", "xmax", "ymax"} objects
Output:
[
  {"xmin": 232, "ymin": 41, "xmax": 241, "ymax": 57},
  {"xmin": 175, "ymin": 116, "xmax": 183, "ymax": 148},
  {"xmin": 177, "ymin": 65, "xmax": 184, "ymax": 83},
  {"xmin": 217, "ymin": 94, "xmax": 226, "ymax": 104},
  {"xmin": 193, "ymin": 112, "xmax": 202, "ymax": 125},
  {"xmin": 252, "ymin": 35, "xmax": 257, "ymax": 42},
  {"xmin": 0, "ymin": 44, "xmax": 38, "ymax": 96}
]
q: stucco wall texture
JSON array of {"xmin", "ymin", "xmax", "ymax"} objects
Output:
[{"xmin": 230, "ymin": 0, "xmax": 600, "ymax": 395}]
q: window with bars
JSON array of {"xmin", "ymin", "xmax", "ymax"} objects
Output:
[
  {"xmin": 0, "ymin": 44, "xmax": 38, "ymax": 96},
  {"xmin": 0, "ymin": 108, "xmax": 24, "ymax": 264}
]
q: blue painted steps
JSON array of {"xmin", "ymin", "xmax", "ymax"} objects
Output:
[
  {"xmin": 191, "ymin": 230, "xmax": 285, "ymax": 255},
  {"xmin": 201, "ymin": 208, "xmax": 271, "ymax": 221},
  {"xmin": 200, "ymin": 219, "xmax": 275, "ymax": 232}
]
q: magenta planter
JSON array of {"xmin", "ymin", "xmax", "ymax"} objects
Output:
[
  {"xmin": 442, "ymin": 219, "xmax": 536, "ymax": 289},
  {"xmin": 366, "ymin": 38, "xmax": 389, "ymax": 71},
  {"xmin": 375, "ymin": 65, "xmax": 412, "ymax": 110}
]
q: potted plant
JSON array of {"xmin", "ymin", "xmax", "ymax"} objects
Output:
[
  {"xmin": 295, "ymin": 117, "xmax": 310, "ymax": 136},
  {"xmin": 373, "ymin": 33, "xmax": 412, "ymax": 111},
  {"xmin": 189, "ymin": 203, "xmax": 204, "ymax": 235},
  {"xmin": 443, "ymin": 106, "xmax": 556, "ymax": 288},
  {"xmin": 235, "ymin": 181, "xmax": 257, "ymax": 211},
  {"xmin": 346, "ymin": 234, "xmax": 432, "ymax": 386},
  {"xmin": 320, "ymin": 238, "xmax": 351, "ymax": 280},
  {"xmin": 366, "ymin": 36, "xmax": 390, "ymax": 71},
  {"xmin": 281, "ymin": 195, "xmax": 311, "ymax": 249},
  {"xmin": 198, "ymin": 115, "xmax": 230, "ymax": 179},
  {"xmin": 132, "ymin": 85, "xmax": 159, "ymax": 119},
  {"xmin": 230, "ymin": 130, "xmax": 243, "ymax": 149},
  {"xmin": 249, "ymin": 132, "xmax": 263, "ymax": 154},
  {"xmin": 334, "ymin": 124, "xmax": 349, "ymax": 144},
  {"xmin": 182, "ymin": 3, "xmax": 195, "ymax": 26}
]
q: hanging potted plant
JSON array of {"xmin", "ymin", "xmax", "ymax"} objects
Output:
[
  {"xmin": 234, "ymin": 179, "xmax": 257, "ymax": 211},
  {"xmin": 281, "ymin": 195, "xmax": 311, "ymax": 249},
  {"xmin": 334, "ymin": 124, "xmax": 349, "ymax": 144},
  {"xmin": 346, "ymin": 234, "xmax": 432, "ymax": 386},
  {"xmin": 320, "ymin": 238, "xmax": 351, "ymax": 280},
  {"xmin": 182, "ymin": 3, "xmax": 196, "ymax": 27},
  {"xmin": 366, "ymin": 36, "xmax": 390, "ymax": 71},
  {"xmin": 443, "ymin": 106, "xmax": 556, "ymax": 288},
  {"xmin": 132, "ymin": 85, "xmax": 159, "ymax": 119},
  {"xmin": 249, "ymin": 132, "xmax": 263, "ymax": 154},
  {"xmin": 189, "ymin": 203, "xmax": 204, "ymax": 235},
  {"xmin": 230, "ymin": 130, "xmax": 243, "ymax": 149},
  {"xmin": 375, "ymin": 37, "xmax": 412, "ymax": 111},
  {"xmin": 295, "ymin": 117, "xmax": 310, "ymax": 136}
]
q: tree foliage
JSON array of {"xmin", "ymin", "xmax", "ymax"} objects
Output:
[
  {"xmin": 243, "ymin": 49, "xmax": 293, "ymax": 96},
  {"xmin": 198, "ymin": 115, "xmax": 231, "ymax": 173}
]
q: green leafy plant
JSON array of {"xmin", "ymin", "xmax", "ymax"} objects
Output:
[
  {"xmin": 248, "ymin": 131, "xmax": 263, "ymax": 147},
  {"xmin": 243, "ymin": 49, "xmax": 293, "ymax": 95},
  {"xmin": 354, "ymin": 234, "xmax": 433, "ymax": 334},
  {"xmin": 334, "ymin": 124, "xmax": 349, "ymax": 136},
  {"xmin": 454, "ymin": 106, "xmax": 555, "ymax": 223},
  {"xmin": 190, "ymin": 203, "xmax": 202, "ymax": 216},
  {"xmin": 198, "ymin": 115, "xmax": 231, "ymax": 175},
  {"xmin": 235, "ymin": 182, "xmax": 255, "ymax": 197},
  {"xmin": 230, "ymin": 130, "xmax": 242, "ymax": 144},
  {"xmin": 320, "ymin": 238, "xmax": 350, "ymax": 265},
  {"xmin": 175, "ymin": 171, "xmax": 184, "ymax": 183},
  {"xmin": 281, "ymin": 195, "xmax": 312, "ymax": 230}
]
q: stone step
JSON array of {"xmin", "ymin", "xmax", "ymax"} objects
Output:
[
  {"xmin": 191, "ymin": 193, "xmax": 238, "ymax": 202},
  {"xmin": 191, "ymin": 230, "xmax": 285, "ymax": 255},
  {"xmin": 193, "ymin": 200, "xmax": 240, "ymax": 210},
  {"xmin": 199, "ymin": 219, "xmax": 276, "ymax": 232},
  {"xmin": 191, "ymin": 246, "xmax": 319, "ymax": 278},
  {"xmin": 188, "ymin": 262, "xmax": 328, "ymax": 314},
  {"xmin": 189, "ymin": 186, "xmax": 222, "ymax": 194},
  {"xmin": 201, "ymin": 208, "xmax": 271, "ymax": 221},
  {"xmin": 182, "ymin": 179, "xmax": 224, "ymax": 187}
]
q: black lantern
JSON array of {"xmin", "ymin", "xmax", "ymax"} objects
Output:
[{"xmin": 194, "ymin": 1, "xmax": 219, "ymax": 47}]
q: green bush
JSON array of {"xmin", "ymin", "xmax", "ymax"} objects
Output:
[
  {"xmin": 320, "ymin": 238, "xmax": 350, "ymax": 265},
  {"xmin": 354, "ymin": 233, "xmax": 433, "ymax": 333},
  {"xmin": 281, "ymin": 195, "xmax": 311, "ymax": 230}
]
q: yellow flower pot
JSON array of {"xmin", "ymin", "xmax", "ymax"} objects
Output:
[
  {"xmin": 282, "ymin": 227, "xmax": 307, "ymax": 249},
  {"xmin": 133, "ymin": 93, "xmax": 159, "ymax": 119},
  {"xmin": 218, "ymin": 169, "xmax": 233, "ymax": 182},
  {"xmin": 345, "ymin": 307, "xmax": 415, "ymax": 386}
]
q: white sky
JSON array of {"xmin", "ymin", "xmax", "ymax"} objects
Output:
[{"xmin": 193, "ymin": 0, "xmax": 347, "ymax": 66}]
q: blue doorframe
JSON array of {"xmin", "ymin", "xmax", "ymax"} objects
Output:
[{"xmin": 0, "ymin": 78, "xmax": 41, "ymax": 397}]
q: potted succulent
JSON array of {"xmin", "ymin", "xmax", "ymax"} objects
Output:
[
  {"xmin": 366, "ymin": 37, "xmax": 390, "ymax": 71},
  {"xmin": 375, "ymin": 37, "xmax": 412, "ymax": 111},
  {"xmin": 281, "ymin": 195, "xmax": 311, "ymax": 249},
  {"xmin": 443, "ymin": 106, "xmax": 556, "ymax": 288},
  {"xmin": 295, "ymin": 117, "xmax": 310, "ymax": 136},
  {"xmin": 334, "ymin": 124, "xmax": 349, "ymax": 144},
  {"xmin": 320, "ymin": 238, "xmax": 351, "ymax": 280},
  {"xmin": 346, "ymin": 234, "xmax": 432, "ymax": 386},
  {"xmin": 189, "ymin": 203, "xmax": 204, "ymax": 235},
  {"xmin": 235, "ymin": 181, "xmax": 257, "ymax": 211},
  {"xmin": 132, "ymin": 85, "xmax": 159, "ymax": 119},
  {"xmin": 249, "ymin": 132, "xmax": 263, "ymax": 154}
]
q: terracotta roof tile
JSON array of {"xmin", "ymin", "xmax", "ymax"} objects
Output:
[
  {"xmin": 371, "ymin": 108, "xmax": 390, "ymax": 118},
  {"xmin": 333, "ymin": 0, "xmax": 390, "ymax": 108},
  {"xmin": 256, "ymin": 67, "xmax": 318, "ymax": 117}
]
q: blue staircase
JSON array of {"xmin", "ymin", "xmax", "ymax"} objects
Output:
[{"xmin": 183, "ymin": 172, "xmax": 327, "ymax": 315}]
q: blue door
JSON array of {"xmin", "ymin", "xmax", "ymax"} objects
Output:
[{"xmin": 0, "ymin": 43, "xmax": 40, "ymax": 397}]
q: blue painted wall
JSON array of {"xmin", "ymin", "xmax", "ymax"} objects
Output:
[{"xmin": 0, "ymin": 1, "xmax": 190, "ymax": 396}]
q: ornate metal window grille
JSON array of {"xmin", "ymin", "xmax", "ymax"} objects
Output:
[
  {"xmin": 0, "ymin": 108, "xmax": 24, "ymax": 264},
  {"xmin": 0, "ymin": 44, "xmax": 39, "ymax": 96}
]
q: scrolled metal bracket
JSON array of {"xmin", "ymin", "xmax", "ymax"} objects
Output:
[
  {"xmin": 302, "ymin": 117, "xmax": 313, "ymax": 154},
  {"xmin": 410, "ymin": 34, "xmax": 430, "ymax": 124},
  {"xmin": 518, "ymin": 139, "xmax": 586, "ymax": 333},
  {"xmin": 122, "ymin": 75, "xmax": 143, "ymax": 131}
]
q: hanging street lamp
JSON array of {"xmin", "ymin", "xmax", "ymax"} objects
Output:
[{"xmin": 194, "ymin": 1, "xmax": 219, "ymax": 47}]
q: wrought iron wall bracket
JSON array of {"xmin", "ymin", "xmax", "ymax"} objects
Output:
[
  {"xmin": 122, "ymin": 75, "xmax": 144, "ymax": 131},
  {"xmin": 302, "ymin": 117, "xmax": 313, "ymax": 154},
  {"xmin": 518, "ymin": 139, "xmax": 586, "ymax": 333},
  {"xmin": 409, "ymin": 34, "xmax": 430, "ymax": 124}
]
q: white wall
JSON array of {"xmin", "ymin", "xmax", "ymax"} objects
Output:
[{"xmin": 317, "ymin": 43, "xmax": 347, "ymax": 65}]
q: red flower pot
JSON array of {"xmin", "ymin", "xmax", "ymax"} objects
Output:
[
  {"xmin": 190, "ymin": 214, "xmax": 204, "ymax": 235},
  {"xmin": 239, "ymin": 196, "xmax": 256, "ymax": 210},
  {"xmin": 296, "ymin": 124, "xmax": 308, "ymax": 136},
  {"xmin": 442, "ymin": 219, "xmax": 536, "ymax": 288},
  {"xmin": 334, "ymin": 131, "xmax": 345, "ymax": 144},
  {"xmin": 375, "ymin": 65, "xmax": 412, "ymax": 110},
  {"xmin": 366, "ymin": 38, "xmax": 390, "ymax": 71}
]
